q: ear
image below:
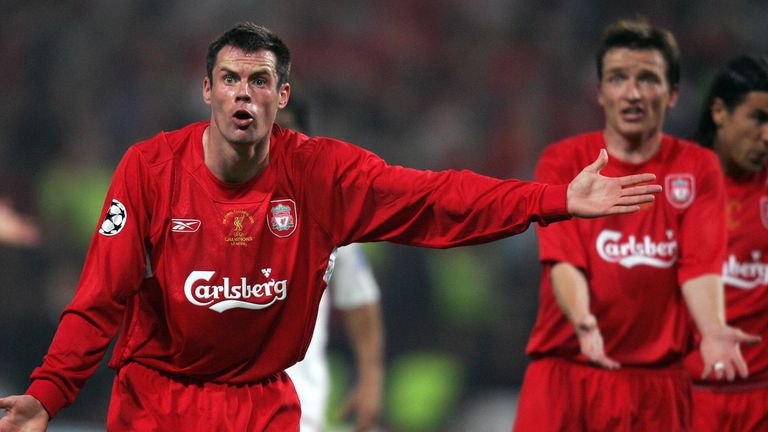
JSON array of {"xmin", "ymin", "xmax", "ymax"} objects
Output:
[
  {"xmin": 596, "ymin": 82, "xmax": 605, "ymax": 107},
  {"xmin": 202, "ymin": 76, "xmax": 212, "ymax": 105},
  {"xmin": 711, "ymin": 97, "xmax": 726, "ymax": 127},
  {"xmin": 667, "ymin": 84, "xmax": 680, "ymax": 108},
  {"xmin": 278, "ymin": 82, "xmax": 291, "ymax": 109}
]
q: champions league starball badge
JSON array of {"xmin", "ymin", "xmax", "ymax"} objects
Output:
[{"xmin": 99, "ymin": 199, "xmax": 127, "ymax": 236}]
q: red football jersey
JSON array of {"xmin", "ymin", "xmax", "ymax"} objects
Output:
[
  {"xmin": 27, "ymin": 121, "xmax": 569, "ymax": 416},
  {"xmin": 526, "ymin": 131, "xmax": 726, "ymax": 367},
  {"xmin": 686, "ymin": 169, "xmax": 768, "ymax": 385}
]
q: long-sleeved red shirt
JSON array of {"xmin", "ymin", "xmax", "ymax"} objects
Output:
[
  {"xmin": 527, "ymin": 132, "xmax": 726, "ymax": 367},
  {"xmin": 27, "ymin": 121, "xmax": 568, "ymax": 416}
]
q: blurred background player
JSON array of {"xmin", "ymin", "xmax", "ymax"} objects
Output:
[
  {"xmin": 278, "ymin": 97, "xmax": 384, "ymax": 432},
  {"xmin": 685, "ymin": 55, "xmax": 768, "ymax": 432},
  {"xmin": 514, "ymin": 18, "xmax": 759, "ymax": 432}
]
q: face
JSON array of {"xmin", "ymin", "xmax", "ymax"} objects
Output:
[
  {"xmin": 203, "ymin": 46, "xmax": 290, "ymax": 147},
  {"xmin": 598, "ymin": 48, "xmax": 678, "ymax": 142},
  {"xmin": 713, "ymin": 91, "xmax": 768, "ymax": 176}
]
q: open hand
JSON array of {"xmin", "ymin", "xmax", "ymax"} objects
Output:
[
  {"xmin": 338, "ymin": 374, "xmax": 382, "ymax": 432},
  {"xmin": 575, "ymin": 314, "xmax": 620, "ymax": 370},
  {"xmin": 567, "ymin": 149, "xmax": 661, "ymax": 218},
  {"xmin": 0, "ymin": 395, "xmax": 49, "ymax": 432},
  {"xmin": 700, "ymin": 325, "xmax": 761, "ymax": 381}
]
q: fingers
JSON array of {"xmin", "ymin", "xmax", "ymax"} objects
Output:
[
  {"xmin": 702, "ymin": 360, "xmax": 731, "ymax": 380},
  {"xmin": 354, "ymin": 413, "xmax": 377, "ymax": 432},
  {"xmin": 585, "ymin": 149, "xmax": 608, "ymax": 174},
  {"xmin": 621, "ymin": 184, "xmax": 662, "ymax": 196},
  {"xmin": 724, "ymin": 361, "xmax": 736, "ymax": 381},
  {"xmin": 617, "ymin": 173, "xmax": 658, "ymax": 187},
  {"xmin": 0, "ymin": 397, "xmax": 12, "ymax": 409},
  {"xmin": 702, "ymin": 357, "xmax": 750, "ymax": 382},
  {"xmin": 337, "ymin": 398, "xmax": 354, "ymax": 421},
  {"xmin": 615, "ymin": 195, "xmax": 655, "ymax": 207},
  {"xmin": 734, "ymin": 350, "xmax": 750, "ymax": 379},
  {"xmin": 576, "ymin": 319, "xmax": 621, "ymax": 370},
  {"xmin": 593, "ymin": 355, "xmax": 621, "ymax": 370},
  {"xmin": 736, "ymin": 330, "xmax": 762, "ymax": 345},
  {"xmin": 600, "ymin": 205, "xmax": 641, "ymax": 216}
]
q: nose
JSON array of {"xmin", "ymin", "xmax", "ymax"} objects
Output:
[
  {"xmin": 761, "ymin": 123, "xmax": 768, "ymax": 145},
  {"xmin": 236, "ymin": 81, "xmax": 251, "ymax": 102},
  {"xmin": 624, "ymin": 79, "xmax": 641, "ymax": 100}
]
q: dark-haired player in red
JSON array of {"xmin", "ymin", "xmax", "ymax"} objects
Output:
[
  {"xmin": 0, "ymin": 22, "xmax": 661, "ymax": 432},
  {"xmin": 684, "ymin": 55, "xmax": 768, "ymax": 432},
  {"xmin": 515, "ymin": 19, "xmax": 760, "ymax": 432}
]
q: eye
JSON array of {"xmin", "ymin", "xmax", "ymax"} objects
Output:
[
  {"xmin": 751, "ymin": 110, "xmax": 768, "ymax": 124},
  {"xmin": 606, "ymin": 75, "xmax": 625, "ymax": 84},
  {"xmin": 253, "ymin": 77, "xmax": 267, "ymax": 86},
  {"xmin": 639, "ymin": 74, "xmax": 662, "ymax": 84},
  {"xmin": 223, "ymin": 74, "xmax": 237, "ymax": 84}
]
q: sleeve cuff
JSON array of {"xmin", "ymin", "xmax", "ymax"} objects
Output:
[
  {"xmin": 539, "ymin": 184, "xmax": 570, "ymax": 225},
  {"xmin": 26, "ymin": 379, "xmax": 70, "ymax": 419}
]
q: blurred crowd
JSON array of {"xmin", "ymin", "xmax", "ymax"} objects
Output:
[{"xmin": 1, "ymin": 1, "xmax": 766, "ymax": 430}]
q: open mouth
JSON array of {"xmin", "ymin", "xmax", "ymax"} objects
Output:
[
  {"xmin": 620, "ymin": 107, "xmax": 645, "ymax": 121},
  {"xmin": 747, "ymin": 151, "xmax": 767, "ymax": 166},
  {"xmin": 233, "ymin": 110, "xmax": 254, "ymax": 128}
]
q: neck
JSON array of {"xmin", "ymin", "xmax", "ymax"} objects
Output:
[
  {"xmin": 203, "ymin": 127, "xmax": 270, "ymax": 183},
  {"xmin": 714, "ymin": 141, "xmax": 753, "ymax": 181},
  {"xmin": 603, "ymin": 128, "xmax": 662, "ymax": 164},
  {"xmin": 720, "ymin": 159, "xmax": 754, "ymax": 181}
]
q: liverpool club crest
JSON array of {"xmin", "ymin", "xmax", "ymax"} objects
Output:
[
  {"xmin": 268, "ymin": 199, "xmax": 298, "ymax": 237},
  {"xmin": 665, "ymin": 174, "xmax": 695, "ymax": 209}
]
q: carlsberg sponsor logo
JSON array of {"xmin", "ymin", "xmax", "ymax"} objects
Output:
[
  {"xmin": 723, "ymin": 252, "xmax": 768, "ymax": 289},
  {"xmin": 596, "ymin": 229, "xmax": 678, "ymax": 268},
  {"xmin": 184, "ymin": 271, "xmax": 287, "ymax": 313}
]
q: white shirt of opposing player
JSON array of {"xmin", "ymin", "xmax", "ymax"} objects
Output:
[{"xmin": 286, "ymin": 243, "xmax": 381, "ymax": 431}]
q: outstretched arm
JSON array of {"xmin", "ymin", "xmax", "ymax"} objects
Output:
[
  {"xmin": 567, "ymin": 149, "xmax": 661, "ymax": 218},
  {"xmin": 682, "ymin": 274, "xmax": 761, "ymax": 381},
  {"xmin": 0, "ymin": 395, "xmax": 49, "ymax": 432}
]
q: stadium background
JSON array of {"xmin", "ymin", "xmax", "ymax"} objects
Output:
[{"xmin": 0, "ymin": 1, "xmax": 765, "ymax": 430}]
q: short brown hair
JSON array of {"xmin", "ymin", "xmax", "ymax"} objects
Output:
[
  {"xmin": 596, "ymin": 18, "xmax": 680, "ymax": 87},
  {"xmin": 206, "ymin": 22, "xmax": 291, "ymax": 87}
]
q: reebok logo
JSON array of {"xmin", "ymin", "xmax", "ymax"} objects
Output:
[{"xmin": 172, "ymin": 219, "xmax": 201, "ymax": 232}]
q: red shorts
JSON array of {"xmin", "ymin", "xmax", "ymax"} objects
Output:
[
  {"xmin": 513, "ymin": 357, "xmax": 691, "ymax": 432},
  {"xmin": 106, "ymin": 362, "xmax": 301, "ymax": 431},
  {"xmin": 692, "ymin": 384, "xmax": 768, "ymax": 432}
]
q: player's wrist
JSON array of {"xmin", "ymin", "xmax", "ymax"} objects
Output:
[
  {"xmin": 698, "ymin": 322, "xmax": 729, "ymax": 339},
  {"xmin": 571, "ymin": 313, "xmax": 597, "ymax": 336}
]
